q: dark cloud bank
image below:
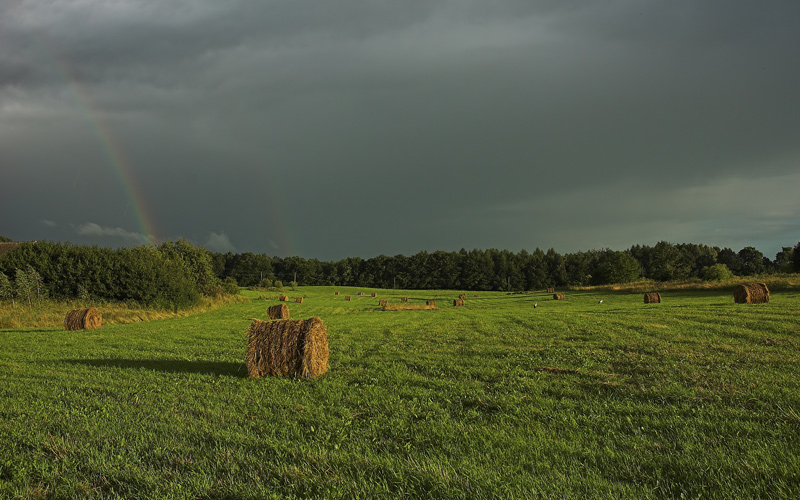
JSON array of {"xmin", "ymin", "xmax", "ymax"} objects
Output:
[{"xmin": 2, "ymin": 1, "xmax": 799, "ymax": 260}]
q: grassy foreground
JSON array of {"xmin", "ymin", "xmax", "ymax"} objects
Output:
[{"xmin": 1, "ymin": 286, "xmax": 799, "ymax": 499}]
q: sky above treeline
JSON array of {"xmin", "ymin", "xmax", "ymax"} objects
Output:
[{"xmin": 2, "ymin": 1, "xmax": 799, "ymax": 261}]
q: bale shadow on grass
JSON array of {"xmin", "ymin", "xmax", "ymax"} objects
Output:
[{"xmin": 64, "ymin": 358, "xmax": 247, "ymax": 377}]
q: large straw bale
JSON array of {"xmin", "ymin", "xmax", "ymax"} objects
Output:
[
  {"xmin": 371, "ymin": 292, "xmax": 377, "ymax": 297},
  {"xmin": 379, "ymin": 300, "xmax": 388, "ymax": 306},
  {"xmin": 458, "ymin": 294, "xmax": 467, "ymax": 300},
  {"xmin": 426, "ymin": 300, "xmax": 436, "ymax": 306},
  {"xmin": 246, "ymin": 317, "xmax": 329, "ymax": 378},
  {"xmin": 644, "ymin": 292, "xmax": 662, "ymax": 304},
  {"xmin": 734, "ymin": 283, "xmax": 770, "ymax": 304},
  {"xmin": 279, "ymin": 294, "xmax": 289, "ymax": 302},
  {"xmin": 401, "ymin": 297, "xmax": 409, "ymax": 302},
  {"xmin": 268, "ymin": 303, "xmax": 290, "ymax": 320},
  {"xmin": 553, "ymin": 293, "xmax": 566, "ymax": 300},
  {"xmin": 453, "ymin": 299, "xmax": 465, "ymax": 306},
  {"xmin": 64, "ymin": 308, "xmax": 102, "ymax": 330},
  {"xmin": 294, "ymin": 297, "xmax": 304, "ymax": 303},
  {"xmin": 357, "ymin": 292, "xmax": 365, "ymax": 296}
]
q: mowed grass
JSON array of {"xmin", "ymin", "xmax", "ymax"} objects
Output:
[{"xmin": 1, "ymin": 287, "xmax": 799, "ymax": 499}]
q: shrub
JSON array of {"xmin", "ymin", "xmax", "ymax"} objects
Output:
[
  {"xmin": 703, "ymin": 263, "xmax": 735, "ymax": 281},
  {"xmin": 223, "ymin": 277, "xmax": 240, "ymax": 295}
]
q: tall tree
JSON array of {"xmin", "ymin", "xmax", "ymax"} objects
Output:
[
  {"xmin": 737, "ymin": 246, "xmax": 766, "ymax": 276},
  {"xmin": 0, "ymin": 272, "xmax": 14, "ymax": 306}
]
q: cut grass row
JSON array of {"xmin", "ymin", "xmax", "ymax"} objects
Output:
[{"xmin": 1, "ymin": 286, "xmax": 799, "ymax": 499}]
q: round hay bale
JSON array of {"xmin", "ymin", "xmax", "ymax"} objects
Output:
[
  {"xmin": 357, "ymin": 292, "xmax": 365, "ymax": 296},
  {"xmin": 278, "ymin": 294, "xmax": 288, "ymax": 302},
  {"xmin": 345, "ymin": 296, "xmax": 351, "ymax": 301},
  {"xmin": 294, "ymin": 297, "xmax": 304, "ymax": 303},
  {"xmin": 453, "ymin": 299, "xmax": 465, "ymax": 306},
  {"xmin": 64, "ymin": 308, "xmax": 102, "ymax": 330},
  {"xmin": 426, "ymin": 300, "xmax": 436, "ymax": 306},
  {"xmin": 334, "ymin": 291, "xmax": 339, "ymax": 295},
  {"xmin": 547, "ymin": 288, "xmax": 555, "ymax": 294},
  {"xmin": 734, "ymin": 283, "xmax": 770, "ymax": 304},
  {"xmin": 644, "ymin": 292, "xmax": 662, "ymax": 304},
  {"xmin": 553, "ymin": 293, "xmax": 566, "ymax": 300},
  {"xmin": 379, "ymin": 300, "xmax": 388, "ymax": 306},
  {"xmin": 267, "ymin": 303, "xmax": 290, "ymax": 320},
  {"xmin": 371, "ymin": 292, "xmax": 377, "ymax": 297},
  {"xmin": 246, "ymin": 317, "xmax": 329, "ymax": 378},
  {"xmin": 401, "ymin": 297, "xmax": 408, "ymax": 302},
  {"xmin": 458, "ymin": 294, "xmax": 467, "ymax": 300}
]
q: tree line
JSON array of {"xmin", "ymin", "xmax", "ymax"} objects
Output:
[
  {"xmin": 1, "ymin": 239, "xmax": 797, "ymax": 309},
  {"xmin": 211, "ymin": 241, "xmax": 800, "ymax": 290},
  {"xmin": 0, "ymin": 240, "xmax": 236, "ymax": 309}
]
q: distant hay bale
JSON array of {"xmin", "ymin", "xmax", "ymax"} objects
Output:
[
  {"xmin": 64, "ymin": 308, "xmax": 102, "ymax": 330},
  {"xmin": 644, "ymin": 292, "xmax": 662, "ymax": 304},
  {"xmin": 334, "ymin": 291, "xmax": 339, "ymax": 295},
  {"xmin": 458, "ymin": 294, "xmax": 467, "ymax": 300},
  {"xmin": 547, "ymin": 288, "xmax": 555, "ymax": 293},
  {"xmin": 379, "ymin": 300, "xmax": 388, "ymax": 306},
  {"xmin": 279, "ymin": 294, "xmax": 289, "ymax": 301},
  {"xmin": 401, "ymin": 297, "xmax": 408, "ymax": 302},
  {"xmin": 345, "ymin": 296, "xmax": 351, "ymax": 301},
  {"xmin": 383, "ymin": 303, "xmax": 436, "ymax": 311},
  {"xmin": 371, "ymin": 292, "xmax": 377, "ymax": 297},
  {"xmin": 246, "ymin": 317, "xmax": 329, "ymax": 378},
  {"xmin": 426, "ymin": 300, "xmax": 436, "ymax": 307},
  {"xmin": 357, "ymin": 292, "xmax": 365, "ymax": 296},
  {"xmin": 294, "ymin": 297, "xmax": 304, "ymax": 303},
  {"xmin": 734, "ymin": 283, "xmax": 770, "ymax": 304},
  {"xmin": 267, "ymin": 303, "xmax": 289, "ymax": 320},
  {"xmin": 453, "ymin": 299, "xmax": 465, "ymax": 306},
  {"xmin": 553, "ymin": 293, "xmax": 565, "ymax": 300}
]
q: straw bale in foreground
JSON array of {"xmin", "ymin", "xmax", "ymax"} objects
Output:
[
  {"xmin": 734, "ymin": 283, "xmax": 770, "ymax": 304},
  {"xmin": 268, "ymin": 303, "xmax": 290, "ymax": 320},
  {"xmin": 246, "ymin": 317, "xmax": 329, "ymax": 378},
  {"xmin": 64, "ymin": 308, "xmax": 102, "ymax": 330}
]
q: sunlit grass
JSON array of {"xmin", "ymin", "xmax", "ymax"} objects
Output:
[
  {"xmin": 1, "ymin": 285, "xmax": 799, "ymax": 498},
  {"xmin": 0, "ymin": 294, "xmax": 245, "ymax": 329}
]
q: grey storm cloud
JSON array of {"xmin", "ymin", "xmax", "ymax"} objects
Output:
[{"xmin": 2, "ymin": 0, "xmax": 799, "ymax": 259}]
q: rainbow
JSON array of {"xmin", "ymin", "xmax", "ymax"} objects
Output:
[
  {"xmin": 39, "ymin": 41, "xmax": 158, "ymax": 245},
  {"xmin": 39, "ymin": 37, "xmax": 301, "ymax": 256}
]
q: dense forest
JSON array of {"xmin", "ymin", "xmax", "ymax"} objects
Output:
[
  {"xmin": 211, "ymin": 241, "xmax": 800, "ymax": 290},
  {"xmin": 1, "ymin": 238, "xmax": 798, "ymax": 309}
]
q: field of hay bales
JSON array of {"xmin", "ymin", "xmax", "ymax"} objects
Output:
[{"xmin": 1, "ymin": 285, "xmax": 799, "ymax": 499}]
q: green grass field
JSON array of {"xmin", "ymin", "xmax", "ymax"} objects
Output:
[{"xmin": 1, "ymin": 286, "xmax": 799, "ymax": 499}]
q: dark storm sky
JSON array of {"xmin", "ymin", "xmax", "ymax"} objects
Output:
[{"xmin": 2, "ymin": 1, "xmax": 799, "ymax": 259}]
